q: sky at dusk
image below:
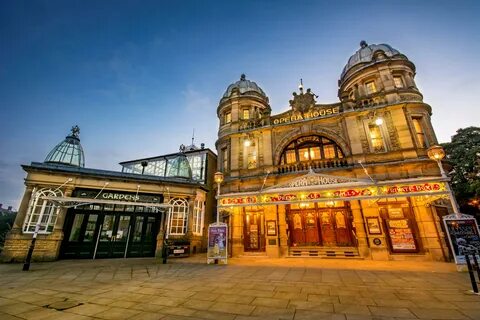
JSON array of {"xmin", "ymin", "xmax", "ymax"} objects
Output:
[{"xmin": 1, "ymin": 0, "xmax": 479, "ymax": 208}]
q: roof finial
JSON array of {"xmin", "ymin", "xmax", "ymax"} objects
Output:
[
  {"xmin": 360, "ymin": 40, "xmax": 368, "ymax": 48},
  {"xmin": 298, "ymin": 78, "xmax": 304, "ymax": 94},
  {"xmin": 71, "ymin": 125, "xmax": 80, "ymax": 138},
  {"xmin": 191, "ymin": 128, "xmax": 195, "ymax": 146},
  {"xmin": 240, "ymin": 74, "xmax": 246, "ymax": 81}
]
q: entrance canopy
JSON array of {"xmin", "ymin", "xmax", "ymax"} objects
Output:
[
  {"xmin": 42, "ymin": 196, "xmax": 172, "ymax": 210},
  {"xmin": 218, "ymin": 170, "xmax": 449, "ymax": 208}
]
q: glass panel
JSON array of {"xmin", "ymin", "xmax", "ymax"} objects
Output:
[
  {"xmin": 100, "ymin": 215, "xmax": 115, "ymax": 241},
  {"xmin": 104, "ymin": 203, "xmax": 114, "ymax": 211},
  {"xmin": 394, "ymin": 76, "xmax": 403, "ymax": 88},
  {"xmin": 84, "ymin": 214, "xmax": 98, "ymax": 242},
  {"xmin": 323, "ymin": 145, "xmax": 335, "ymax": 159},
  {"xmin": 225, "ymin": 112, "xmax": 231, "ymax": 123},
  {"xmin": 285, "ymin": 150, "xmax": 296, "ymax": 164},
  {"xmin": 116, "ymin": 216, "xmax": 131, "ymax": 241},
  {"xmin": 125, "ymin": 205, "xmax": 135, "ymax": 212},
  {"xmin": 310, "ymin": 147, "xmax": 321, "ymax": 160},
  {"xmin": 299, "ymin": 148, "xmax": 310, "ymax": 161},
  {"xmin": 366, "ymin": 81, "xmax": 377, "ymax": 94},
  {"xmin": 114, "ymin": 205, "xmax": 125, "ymax": 212},
  {"xmin": 145, "ymin": 217, "xmax": 156, "ymax": 242},
  {"xmin": 413, "ymin": 118, "xmax": 427, "ymax": 148},
  {"xmin": 69, "ymin": 215, "xmax": 84, "ymax": 242},
  {"xmin": 133, "ymin": 216, "xmax": 144, "ymax": 242}
]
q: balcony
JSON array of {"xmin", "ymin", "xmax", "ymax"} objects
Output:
[{"xmin": 275, "ymin": 159, "xmax": 351, "ymax": 174}]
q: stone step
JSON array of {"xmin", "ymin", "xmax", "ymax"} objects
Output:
[{"xmin": 288, "ymin": 246, "xmax": 362, "ymax": 258}]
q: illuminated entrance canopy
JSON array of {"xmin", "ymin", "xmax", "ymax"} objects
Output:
[{"xmin": 218, "ymin": 171, "xmax": 448, "ymax": 207}]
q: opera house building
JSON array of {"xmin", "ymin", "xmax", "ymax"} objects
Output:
[{"xmin": 215, "ymin": 41, "xmax": 453, "ymax": 261}]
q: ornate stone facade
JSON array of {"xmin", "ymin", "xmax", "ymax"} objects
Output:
[{"xmin": 215, "ymin": 42, "xmax": 452, "ymax": 261}]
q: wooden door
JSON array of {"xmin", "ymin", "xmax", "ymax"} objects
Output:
[
  {"xmin": 319, "ymin": 210, "xmax": 336, "ymax": 246},
  {"xmin": 244, "ymin": 211, "xmax": 264, "ymax": 251},
  {"xmin": 333, "ymin": 209, "xmax": 353, "ymax": 246},
  {"xmin": 287, "ymin": 210, "xmax": 320, "ymax": 246}
]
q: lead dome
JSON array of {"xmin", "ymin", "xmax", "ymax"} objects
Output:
[
  {"xmin": 340, "ymin": 41, "xmax": 406, "ymax": 82},
  {"xmin": 222, "ymin": 74, "xmax": 267, "ymax": 99}
]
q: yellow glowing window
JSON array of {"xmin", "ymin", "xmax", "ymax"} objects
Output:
[
  {"xmin": 300, "ymin": 148, "xmax": 310, "ymax": 161},
  {"xmin": 243, "ymin": 109, "xmax": 250, "ymax": 119},
  {"xmin": 412, "ymin": 117, "xmax": 427, "ymax": 148},
  {"xmin": 222, "ymin": 148, "xmax": 228, "ymax": 171},
  {"xmin": 369, "ymin": 125, "xmax": 385, "ymax": 152},
  {"xmin": 285, "ymin": 150, "xmax": 296, "ymax": 164},
  {"xmin": 393, "ymin": 76, "xmax": 404, "ymax": 88},
  {"xmin": 365, "ymin": 81, "xmax": 377, "ymax": 95},
  {"xmin": 310, "ymin": 147, "xmax": 321, "ymax": 160},
  {"xmin": 323, "ymin": 145, "xmax": 335, "ymax": 159},
  {"xmin": 225, "ymin": 112, "xmax": 231, "ymax": 124}
]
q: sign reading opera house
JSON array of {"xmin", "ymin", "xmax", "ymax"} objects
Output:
[{"xmin": 215, "ymin": 41, "xmax": 454, "ymax": 261}]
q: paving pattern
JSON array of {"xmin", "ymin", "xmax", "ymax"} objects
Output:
[{"xmin": 0, "ymin": 255, "xmax": 479, "ymax": 320}]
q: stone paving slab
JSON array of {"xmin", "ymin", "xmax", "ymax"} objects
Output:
[{"xmin": 0, "ymin": 255, "xmax": 478, "ymax": 320}]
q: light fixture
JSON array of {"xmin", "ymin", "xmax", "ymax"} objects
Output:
[
  {"xmin": 214, "ymin": 171, "xmax": 224, "ymax": 184},
  {"xmin": 427, "ymin": 145, "xmax": 445, "ymax": 161},
  {"xmin": 374, "ymin": 117, "xmax": 383, "ymax": 126},
  {"xmin": 326, "ymin": 200, "xmax": 335, "ymax": 208},
  {"xmin": 244, "ymin": 139, "xmax": 251, "ymax": 147}
]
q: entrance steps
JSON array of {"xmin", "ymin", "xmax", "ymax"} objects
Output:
[
  {"xmin": 238, "ymin": 252, "xmax": 269, "ymax": 258},
  {"xmin": 288, "ymin": 246, "xmax": 362, "ymax": 259}
]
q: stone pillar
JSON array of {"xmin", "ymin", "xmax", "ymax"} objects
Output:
[
  {"xmin": 264, "ymin": 205, "xmax": 280, "ymax": 258},
  {"xmin": 350, "ymin": 200, "xmax": 369, "ymax": 258},
  {"xmin": 405, "ymin": 72, "xmax": 416, "ymax": 88},
  {"xmin": 277, "ymin": 205, "xmax": 288, "ymax": 257},
  {"xmin": 362, "ymin": 200, "xmax": 390, "ymax": 260},
  {"xmin": 231, "ymin": 207, "xmax": 244, "ymax": 257},
  {"xmin": 11, "ymin": 185, "xmax": 35, "ymax": 232}
]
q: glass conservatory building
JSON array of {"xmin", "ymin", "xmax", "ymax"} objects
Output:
[{"xmin": 1, "ymin": 128, "xmax": 217, "ymax": 262}]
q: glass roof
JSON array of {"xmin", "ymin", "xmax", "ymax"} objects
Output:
[{"xmin": 44, "ymin": 126, "xmax": 85, "ymax": 167}]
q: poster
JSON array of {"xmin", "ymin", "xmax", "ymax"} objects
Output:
[
  {"xmin": 207, "ymin": 223, "xmax": 228, "ymax": 264},
  {"xmin": 366, "ymin": 217, "xmax": 381, "ymax": 235},
  {"xmin": 444, "ymin": 217, "xmax": 480, "ymax": 264},
  {"xmin": 387, "ymin": 219, "xmax": 417, "ymax": 252}
]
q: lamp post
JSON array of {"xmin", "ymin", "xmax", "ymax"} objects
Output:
[
  {"xmin": 214, "ymin": 172, "xmax": 224, "ymax": 224},
  {"xmin": 427, "ymin": 145, "xmax": 461, "ymax": 218}
]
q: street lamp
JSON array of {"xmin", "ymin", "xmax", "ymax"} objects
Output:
[
  {"xmin": 427, "ymin": 145, "xmax": 461, "ymax": 218},
  {"xmin": 214, "ymin": 171, "xmax": 224, "ymax": 224}
]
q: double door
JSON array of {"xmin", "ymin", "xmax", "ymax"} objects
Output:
[
  {"xmin": 61, "ymin": 211, "xmax": 160, "ymax": 259},
  {"xmin": 287, "ymin": 207, "xmax": 354, "ymax": 247},
  {"xmin": 243, "ymin": 210, "xmax": 265, "ymax": 252}
]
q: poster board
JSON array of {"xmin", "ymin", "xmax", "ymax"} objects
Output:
[
  {"xmin": 207, "ymin": 223, "xmax": 228, "ymax": 264},
  {"xmin": 386, "ymin": 219, "xmax": 417, "ymax": 252},
  {"xmin": 443, "ymin": 214, "xmax": 480, "ymax": 264}
]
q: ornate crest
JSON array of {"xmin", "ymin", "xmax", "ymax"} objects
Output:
[{"xmin": 289, "ymin": 88, "xmax": 316, "ymax": 115}]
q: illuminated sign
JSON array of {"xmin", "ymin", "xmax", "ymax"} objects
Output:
[
  {"xmin": 219, "ymin": 182, "xmax": 446, "ymax": 207},
  {"xmin": 272, "ymin": 106, "xmax": 340, "ymax": 125}
]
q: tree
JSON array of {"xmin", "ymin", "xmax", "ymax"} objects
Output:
[{"xmin": 442, "ymin": 127, "xmax": 480, "ymax": 212}]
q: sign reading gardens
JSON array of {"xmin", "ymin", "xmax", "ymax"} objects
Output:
[
  {"xmin": 272, "ymin": 106, "xmax": 341, "ymax": 125},
  {"xmin": 73, "ymin": 189, "xmax": 163, "ymax": 203}
]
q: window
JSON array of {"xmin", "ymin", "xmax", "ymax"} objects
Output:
[
  {"xmin": 280, "ymin": 136, "xmax": 345, "ymax": 164},
  {"xmin": 247, "ymin": 150, "xmax": 257, "ymax": 169},
  {"xmin": 365, "ymin": 81, "xmax": 377, "ymax": 95},
  {"xmin": 23, "ymin": 188, "xmax": 63, "ymax": 234},
  {"xmin": 412, "ymin": 117, "xmax": 428, "ymax": 148},
  {"xmin": 187, "ymin": 154, "xmax": 205, "ymax": 182},
  {"xmin": 393, "ymin": 76, "xmax": 404, "ymax": 88},
  {"xmin": 222, "ymin": 147, "xmax": 228, "ymax": 171},
  {"xmin": 243, "ymin": 109, "xmax": 250, "ymax": 120},
  {"xmin": 225, "ymin": 112, "xmax": 232, "ymax": 124},
  {"xmin": 192, "ymin": 200, "xmax": 204, "ymax": 235},
  {"xmin": 369, "ymin": 124, "xmax": 386, "ymax": 152},
  {"xmin": 168, "ymin": 198, "xmax": 189, "ymax": 235}
]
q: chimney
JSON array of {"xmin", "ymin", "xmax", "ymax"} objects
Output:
[{"xmin": 8, "ymin": 206, "xmax": 12, "ymax": 211}]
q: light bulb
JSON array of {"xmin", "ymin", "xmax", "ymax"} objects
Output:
[
  {"xmin": 375, "ymin": 117, "xmax": 383, "ymax": 126},
  {"xmin": 244, "ymin": 139, "xmax": 251, "ymax": 147}
]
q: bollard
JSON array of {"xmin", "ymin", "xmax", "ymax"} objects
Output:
[{"xmin": 465, "ymin": 255, "xmax": 479, "ymax": 293}]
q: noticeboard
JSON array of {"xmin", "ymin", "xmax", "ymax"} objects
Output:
[
  {"xmin": 386, "ymin": 219, "xmax": 417, "ymax": 252},
  {"xmin": 443, "ymin": 215, "xmax": 480, "ymax": 264},
  {"xmin": 207, "ymin": 223, "xmax": 228, "ymax": 264}
]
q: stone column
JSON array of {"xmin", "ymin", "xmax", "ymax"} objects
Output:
[
  {"xmin": 350, "ymin": 200, "xmax": 369, "ymax": 258},
  {"xmin": 405, "ymin": 72, "xmax": 416, "ymax": 88},
  {"xmin": 277, "ymin": 205, "xmax": 288, "ymax": 257}
]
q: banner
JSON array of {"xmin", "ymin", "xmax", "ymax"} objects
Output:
[{"xmin": 207, "ymin": 223, "xmax": 228, "ymax": 264}]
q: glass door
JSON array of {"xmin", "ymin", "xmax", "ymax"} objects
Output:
[
  {"xmin": 94, "ymin": 214, "xmax": 116, "ymax": 258},
  {"xmin": 111, "ymin": 215, "xmax": 131, "ymax": 258}
]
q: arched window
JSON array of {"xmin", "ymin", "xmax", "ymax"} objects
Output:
[
  {"xmin": 168, "ymin": 198, "xmax": 189, "ymax": 235},
  {"xmin": 23, "ymin": 188, "xmax": 63, "ymax": 234},
  {"xmin": 280, "ymin": 136, "xmax": 345, "ymax": 165}
]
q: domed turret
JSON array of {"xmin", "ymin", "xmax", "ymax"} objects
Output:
[
  {"xmin": 45, "ymin": 126, "xmax": 85, "ymax": 167},
  {"xmin": 340, "ymin": 41, "xmax": 408, "ymax": 84},
  {"xmin": 222, "ymin": 74, "xmax": 267, "ymax": 100}
]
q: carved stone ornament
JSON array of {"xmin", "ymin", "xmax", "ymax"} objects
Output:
[{"xmin": 289, "ymin": 89, "xmax": 316, "ymax": 115}]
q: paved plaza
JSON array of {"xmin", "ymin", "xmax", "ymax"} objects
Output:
[{"xmin": 0, "ymin": 255, "xmax": 479, "ymax": 320}]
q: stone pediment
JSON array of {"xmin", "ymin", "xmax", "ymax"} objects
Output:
[{"xmin": 265, "ymin": 169, "xmax": 371, "ymax": 191}]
